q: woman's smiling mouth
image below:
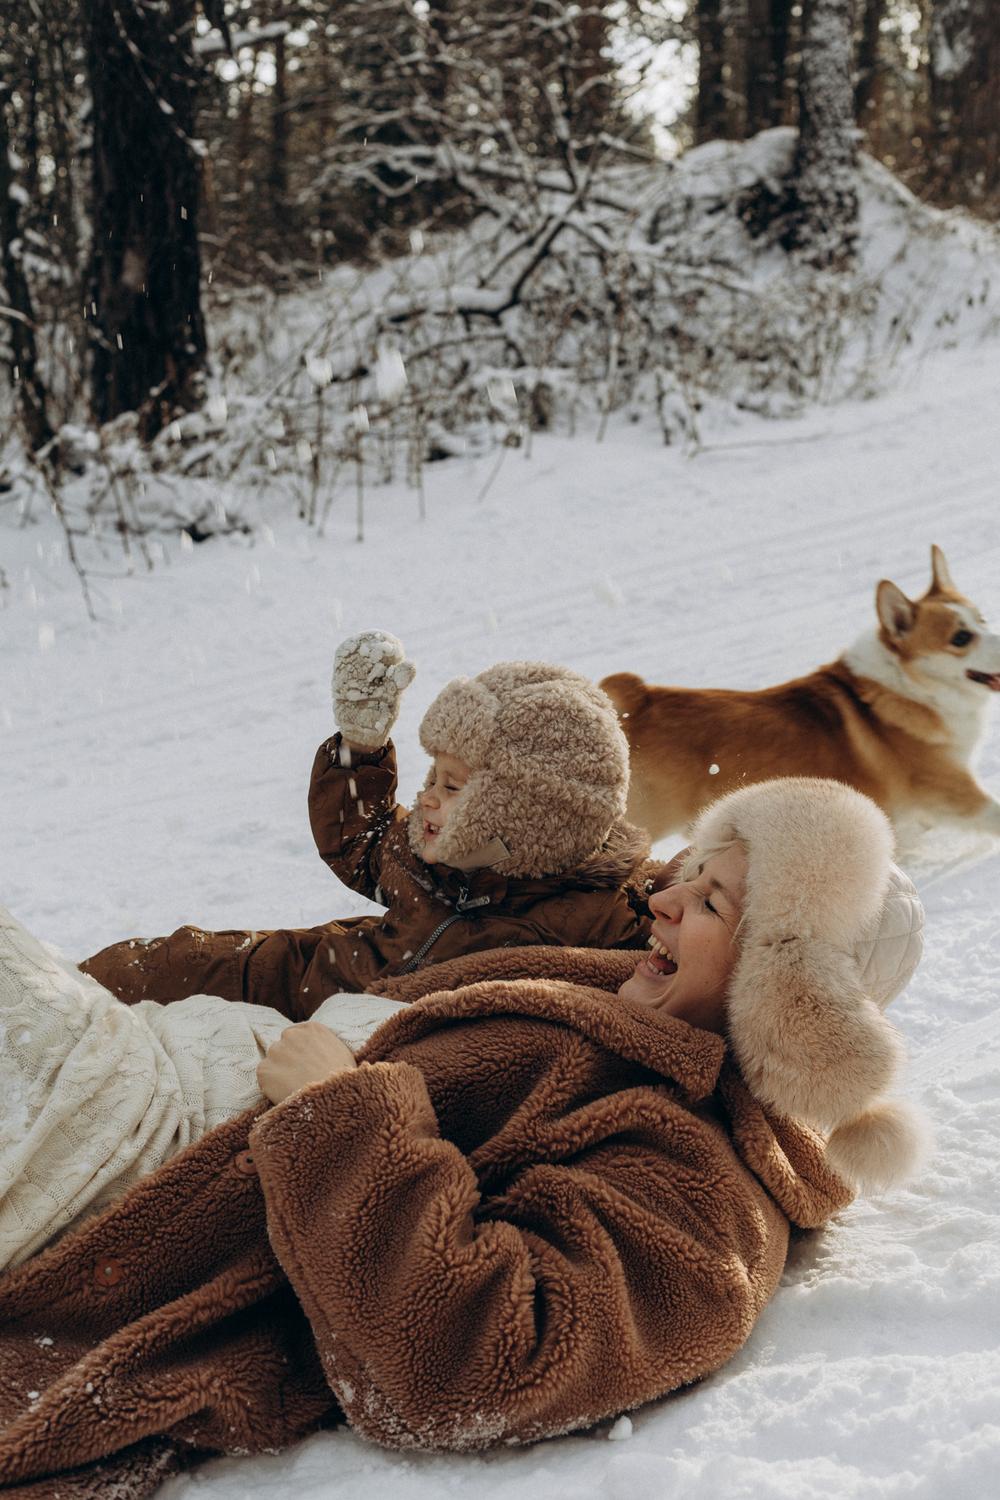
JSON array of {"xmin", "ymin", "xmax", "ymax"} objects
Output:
[{"xmin": 644, "ymin": 936, "xmax": 678, "ymax": 975}]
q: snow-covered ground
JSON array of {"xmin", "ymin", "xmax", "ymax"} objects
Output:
[{"xmin": 2, "ymin": 335, "xmax": 1000, "ymax": 1498}]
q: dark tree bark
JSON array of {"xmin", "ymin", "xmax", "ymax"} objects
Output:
[
  {"xmin": 696, "ymin": 0, "xmax": 729, "ymax": 144},
  {"xmin": 46, "ymin": 30, "xmax": 81, "ymax": 269},
  {"xmin": 86, "ymin": 0, "xmax": 207, "ymax": 438},
  {"xmin": 854, "ymin": 0, "xmax": 886, "ymax": 136},
  {"xmin": 785, "ymin": 0, "xmax": 858, "ymax": 265},
  {"xmin": 568, "ymin": 5, "xmax": 614, "ymax": 148},
  {"xmin": 929, "ymin": 0, "xmax": 1000, "ymax": 206},
  {"xmin": 0, "ymin": 84, "xmax": 54, "ymax": 452},
  {"xmin": 22, "ymin": 72, "xmax": 39, "ymax": 202},
  {"xmin": 269, "ymin": 31, "xmax": 289, "ymax": 219},
  {"xmin": 744, "ymin": 0, "xmax": 794, "ymax": 135}
]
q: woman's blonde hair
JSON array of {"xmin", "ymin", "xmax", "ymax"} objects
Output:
[
  {"xmin": 679, "ymin": 834, "xmax": 741, "ymax": 883},
  {"xmin": 680, "ymin": 836, "xmax": 747, "ymax": 940}
]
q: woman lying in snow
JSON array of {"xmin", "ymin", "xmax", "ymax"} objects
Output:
[
  {"xmin": 0, "ymin": 778, "xmax": 926, "ymax": 1498},
  {"xmin": 81, "ymin": 634, "xmax": 655, "ymax": 1016}
]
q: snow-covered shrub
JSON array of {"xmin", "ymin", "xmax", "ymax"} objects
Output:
[
  {"xmin": 8, "ymin": 131, "xmax": 1000, "ymax": 548},
  {"xmin": 188, "ymin": 130, "xmax": 1000, "ymax": 487}
]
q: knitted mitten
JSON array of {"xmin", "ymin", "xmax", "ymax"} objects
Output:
[{"xmin": 332, "ymin": 631, "xmax": 416, "ymax": 750}]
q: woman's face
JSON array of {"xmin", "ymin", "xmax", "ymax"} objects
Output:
[{"xmin": 618, "ymin": 843, "xmax": 748, "ymax": 1033}]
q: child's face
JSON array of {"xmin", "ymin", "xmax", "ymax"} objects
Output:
[{"xmin": 418, "ymin": 752, "xmax": 472, "ymax": 861}]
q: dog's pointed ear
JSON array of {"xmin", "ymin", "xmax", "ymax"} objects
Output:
[
  {"xmin": 876, "ymin": 580, "xmax": 916, "ymax": 640},
  {"xmin": 929, "ymin": 544, "xmax": 957, "ymax": 596}
]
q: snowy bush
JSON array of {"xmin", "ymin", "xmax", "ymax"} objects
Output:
[{"xmin": 5, "ymin": 131, "xmax": 1000, "ymax": 551}]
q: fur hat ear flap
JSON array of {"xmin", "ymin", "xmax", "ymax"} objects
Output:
[{"xmin": 728, "ymin": 936, "xmax": 925, "ymax": 1192}]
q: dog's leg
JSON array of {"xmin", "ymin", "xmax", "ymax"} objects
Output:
[{"xmin": 918, "ymin": 767, "xmax": 1000, "ymax": 838}]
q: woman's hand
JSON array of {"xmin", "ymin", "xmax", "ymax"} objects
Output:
[{"xmin": 257, "ymin": 1021, "xmax": 357, "ymax": 1105}]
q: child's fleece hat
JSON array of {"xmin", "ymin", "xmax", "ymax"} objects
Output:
[
  {"xmin": 688, "ymin": 777, "xmax": 927, "ymax": 1194},
  {"xmin": 409, "ymin": 661, "xmax": 629, "ymax": 879}
]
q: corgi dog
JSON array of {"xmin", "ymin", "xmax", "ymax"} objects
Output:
[{"xmin": 601, "ymin": 546, "xmax": 1000, "ymax": 844}]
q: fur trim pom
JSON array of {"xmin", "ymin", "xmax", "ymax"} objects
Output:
[{"xmin": 825, "ymin": 1098, "xmax": 930, "ymax": 1193}]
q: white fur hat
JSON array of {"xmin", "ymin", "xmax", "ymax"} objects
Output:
[
  {"xmin": 409, "ymin": 661, "xmax": 629, "ymax": 879},
  {"xmin": 688, "ymin": 778, "xmax": 928, "ymax": 1194}
]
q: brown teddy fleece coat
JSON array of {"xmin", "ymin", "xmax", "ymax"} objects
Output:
[
  {"xmin": 81, "ymin": 739, "xmax": 653, "ymax": 1013},
  {"xmin": 0, "ymin": 948, "xmax": 852, "ymax": 1499}
]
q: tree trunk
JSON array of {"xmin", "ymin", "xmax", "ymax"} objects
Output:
[
  {"xmin": 744, "ymin": 0, "xmax": 794, "ymax": 135},
  {"xmin": 854, "ymin": 0, "xmax": 886, "ymax": 140},
  {"xmin": 696, "ymin": 0, "xmax": 729, "ymax": 144},
  {"xmin": 22, "ymin": 72, "xmax": 39, "ymax": 203},
  {"xmin": 0, "ymin": 85, "xmax": 54, "ymax": 452},
  {"xmin": 571, "ymin": 6, "xmax": 613, "ymax": 148},
  {"xmin": 786, "ymin": 0, "xmax": 858, "ymax": 265},
  {"xmin": 86, "ymin": 0, "xmax": 207, "ymax": 438},
  {"xmin": 269, "ymin": 32, "xmax": 289, "ymax": 221},
  {"xmin": 929, "ymin": 0, "xmax": 999, "ymax": 207},
  {"xmin": 47, "ymin": 32, "xmax": 81, "ymax": 271}
]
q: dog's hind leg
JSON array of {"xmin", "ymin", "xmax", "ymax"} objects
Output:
[{"xmin": 916, "ymin": 765, "xmax": 1000, "ymax": 839}]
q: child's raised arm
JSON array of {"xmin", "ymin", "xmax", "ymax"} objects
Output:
[{"xmin": 308, "ymin": 631, "xmax": 416, "ymax": 902}]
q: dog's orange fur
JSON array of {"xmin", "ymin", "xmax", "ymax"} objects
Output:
[{"xmin": 601, "ymin": 546, "xmax": 1000, "ymax": 841}]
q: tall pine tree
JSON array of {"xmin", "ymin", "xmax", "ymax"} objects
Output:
[
  {"xmin": 86, "ymin": 0, "xmax": 208, "ymax": 437},
  {"xmin": 785, "ymin": 0, "xmax": 857, "ymax": 265}
]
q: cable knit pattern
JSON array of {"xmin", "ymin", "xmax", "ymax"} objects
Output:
[
  {"xmin": 0, "ymin": 906, "xmax": 193, "ymax": 1269},
  {"xmin": 0, "ymin": 911, "xmax": 409, "ymax": 1270},
  {"xmin": 310, "ymin": 991, "xmax": 408, "ymax": 1049}
]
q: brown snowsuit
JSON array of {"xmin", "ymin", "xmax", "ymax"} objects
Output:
[
  {"xmin": 0, "ymin": 946, "xmax": 851, "ymax": 1500},
  {"xmin": 81, "ymin": 738, "xmax": 653, "ymax": 1015}
]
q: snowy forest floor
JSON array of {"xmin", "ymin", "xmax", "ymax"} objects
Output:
[{"xmin": 3, "ymin": 332, "xmax": 1000, "ymax": 1498}]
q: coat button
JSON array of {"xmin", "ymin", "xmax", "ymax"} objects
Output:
[
  {"xmin": 93, "ymin": 1258, "xmax": 123, "ymax": 1286},
  {"xmin": 234, "ymin": 1150, "xmax": 257, "ymax": 1176}
]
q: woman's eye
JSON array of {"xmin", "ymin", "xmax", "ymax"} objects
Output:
[
  {"xmin": 704, "ymin": 897, "xmax": 717, "ymax": 915},
  {"xmin": 951, "ymin": 629, "xmax": 973, "ymax": 647}
]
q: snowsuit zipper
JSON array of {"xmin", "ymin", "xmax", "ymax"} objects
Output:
[{"xmin": 397, "ymin": 886, "xmax": 491, "ymax": 974}]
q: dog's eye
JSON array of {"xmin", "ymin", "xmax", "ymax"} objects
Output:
[{"xmin": 951, "ymin": 629, "xmax": 974, "ymax": 647}]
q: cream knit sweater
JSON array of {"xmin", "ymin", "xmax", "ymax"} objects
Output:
[{"xmin": 0, "ymin": 907, "xmax": 404, "ymax": 1270}]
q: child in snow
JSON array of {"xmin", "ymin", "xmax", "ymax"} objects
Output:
[{"xmin": 82, "ymin": 634, "xmax": 655, "ymax": 1019}]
